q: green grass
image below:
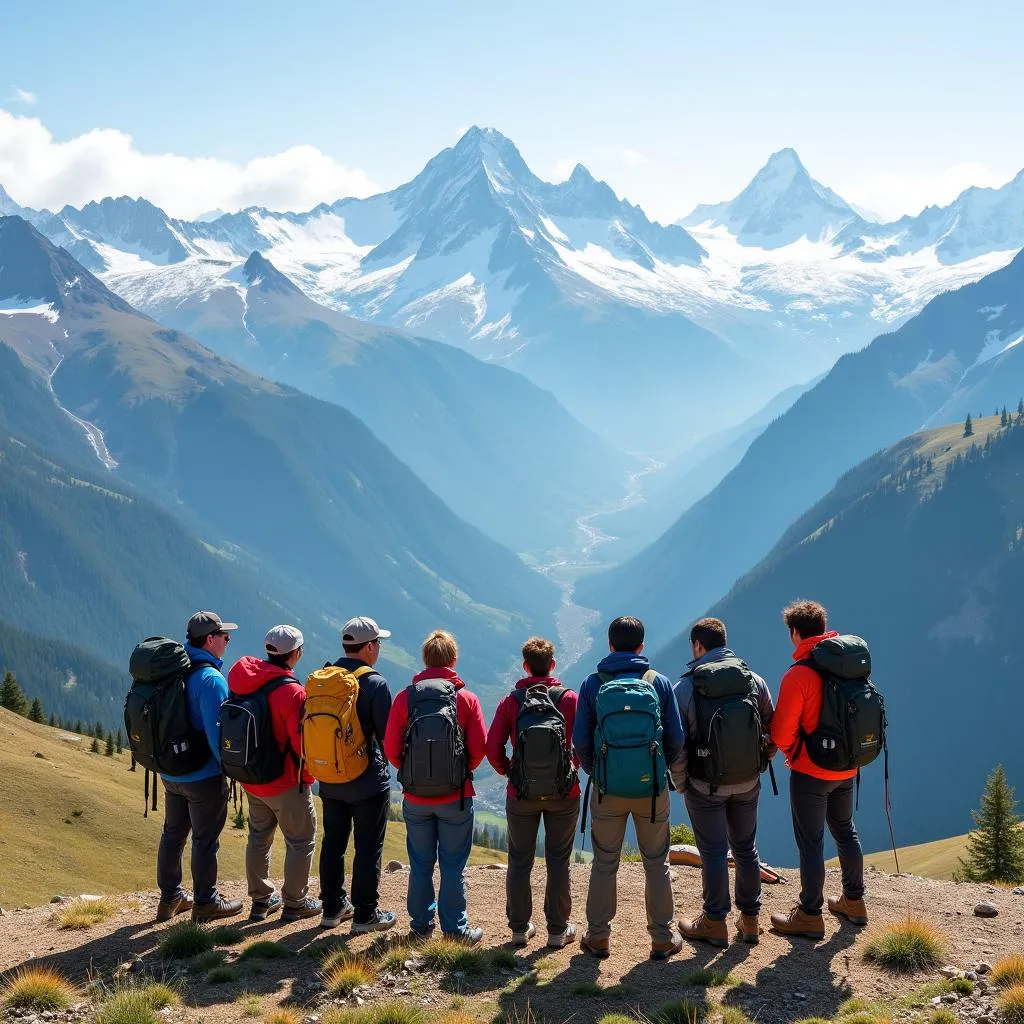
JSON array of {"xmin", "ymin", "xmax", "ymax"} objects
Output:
[
  {"xmin": 489, "ymin": 949, "xmax": 521, "ymax": 971},
  {"xmin": 236, "ymin": 993, "xmax": 262, "ymax": 1017},
  {"xmin": 322, "ymin": 954, "xmax": 377, "ymax": 996},
  {"xmin": 239, "ymin": 940, "xmax": 292, "ymax": 961},
  {"xmin": 685, "ymin": 968, "xmax": 736, "ymax": 987},
  {"xmin": 418, "ymin": 937, "xmax": 488, "ymax": 974},
  {"xmin": 994, "ymin": 955, "xmax": 1024, "ymax": 988},
  {"xmin": 718, "ymin": 1011, "xmax": 754, "ymax": 1024},
  {"xmin": 205, "ymin": 966, "xmax": 240, "ymax": 985},
  {"xmin": 651, "ymin": 998, "xmax": 708, "ymax": 1023},
  {"xmin": 54, "ymin": 895, "xmax": 119, "ymax": 929},
  {"xmin": 157, "ymin": 921, "xmax": 214, "ymax": 960},
  {"xmin": 1, "ymin": 967, "xmax": 76, "ymax": 1010},
  {"xmin": 139, "ymin": 984, "xmax": 179, "ymax": 1010},
  {"xmin": 863, "ymin": 917, "xmax": 945, "ymax": 972},
  {"xmin": 928, "ymin": 1011, "xmax": 957, "ymax": 1024},
  {"xmin": 837, "ymin": 999, "xmax": 875, "ymax": 1016},
  {"xmin": 96, "ymin": 990, "xmax": 159, "ymax": 1024},
  {"xmin": 191, "ymin": 950, "xmax": 227, "ymax": 971},
  {"xmin": 209, "ymin": 925, "xmax": 245, "ymax": 945},
  {"xmin": 319, "ymin": 1001, "xmax": 425, "ymax": 1023},
  {"xmin": 948, "ymin": 977, "xmax": 974, "ymax": 995},
  {"xmin": 570, "ymin": 982, "xmax": 630, "ymax": 998}
]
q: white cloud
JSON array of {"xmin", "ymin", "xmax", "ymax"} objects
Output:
[
  {"xmin": 10, "ymin": 88, "xmax": 37, "ymax": 105},
  {"xmin": 0, "ymin": 108, "xmax": 379, "ymax": 219},
  {"xmin": 620, "ymin": 148, "xmax": 648, "ymax": 168},
  {"xmin": 550, "ymin": 157, "xmax": 575, "ymax": 181},
  {"xmin": 840, "ymin": 162, "xmax": 1017, "ymax": 221}
]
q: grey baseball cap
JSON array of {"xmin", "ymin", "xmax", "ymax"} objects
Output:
[
  {"xmin": 186, "ymin": 610, "xmax": 238, "ymax": 641},
  {"xmin": 265, "ymin": 624, "xmax": 304, "ymax": 656},
  {"xmin": 342, "ymin": 616, "xmax": 391, "ymax": 645}
]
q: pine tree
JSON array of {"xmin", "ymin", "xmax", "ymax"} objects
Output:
[
  {"xmin": 958, "ymin": 765, "xmax": 1024, "ymax": 883},
  {"xmin": 964, "ymin": 413, "xmax": 974, "ymax": 438},
  {"xmin": 89, "ymin": 736, "xmax": 101, "ymax": 754},
  {"xmin": 105, "ymin": 731, "xmax": 115, "ymax": 757},
  {"xmin": 27, "ymin": 697, "xmax": 44, "ymax": 723},
  {"xmin": 48, "ymin": 712, "xmax": 57, "ymax": 728},
  {"xmin": 116, "ymin": 729, "xmax": 124, "ymax": 754},
  {"xmin": 93, "ymin": 721, "xmax": 104, "ymax": 740},
  {"xmin": 1002, "ymin": 407, "xmax": 1009, "ymax": 428},
  {"xmin": 74, "ymin": 720, "xmax": 83, "ymax": 735},
  {"xmin": 0, "ymin": 672, "xmax": 29, "ymax": 716}
]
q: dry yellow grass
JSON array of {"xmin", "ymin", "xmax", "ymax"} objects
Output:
[
  {"xmin": 863, "ymin": 917, "xmax": 945, "ymax": 972},
  {"xmin": 322, "ymin": 954, "xmax": 377, "ymax": 996},
  {"xmin": 842, "ymin": 833, "xmax": 969, "ymax": 880},
  {"xmin": 999, "ymin": 984, "xmax": 1024, "ymax": 1024},
  {"xmin": 993, "ymin": 955, "xmax": 1024, "ymax": 988},
  {"xmin": 1, "ymin": 967, "xmax": 77, "ymax": 1009},
  {"xmin": 53, "ymin": 895, "xmax": 119, "ymax": 929}
]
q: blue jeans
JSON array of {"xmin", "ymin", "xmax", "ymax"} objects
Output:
[{"xmin": 403, "ymin": 798, "xmax": 474, "ymax": 935}]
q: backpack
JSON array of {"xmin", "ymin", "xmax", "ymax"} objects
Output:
[
  {"xmin": 301, "ymin": 664, "xmax": 373, "ymax": 784},
  {"xmin": 398, "ymin": 679, "xmax": 468, "ymax": 804},
  {"xmin": 797, "ymin": 635, "xmax": 886, "ymax": 773},
  {"xmin": 125, "ymin": 637, "xmax": 212, "ymax": 814},
  {"xmin": 509, "ymin": 685, "xmax": 577, "ymax": 801},
  {"xmin": 592, "ymin": 669, "xmax": 665, "ymax": 822},
  {"xmin": 219, "ymin": 676, "xmax": 295, "ymax": 786},
  {"xmin": 688, "ymin": 656, "xmax": 765, "ymax": 791}
]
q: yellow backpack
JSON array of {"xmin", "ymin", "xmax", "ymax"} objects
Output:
[{"xmin": 301, "ymin": 665, "xmax": 373, "ymax": 783}]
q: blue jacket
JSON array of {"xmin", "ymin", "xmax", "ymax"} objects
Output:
[
  {"xmin": 160, "ymin": 643, "xmax": 228, "ymax": 783},
  {"xmin": 572, "ymin": 650, "xmax": 686, "ymax": 778}
]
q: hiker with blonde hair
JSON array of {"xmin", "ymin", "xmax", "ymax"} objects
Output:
[{"xmin": 383, "ymin": 630, "xmax": 487, "ymax": 944}]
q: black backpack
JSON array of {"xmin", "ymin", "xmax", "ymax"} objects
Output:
[
  {"xmin": 509, "ymin": 685, "xmax": 576, "ymax": 801},
  {"xmin": 125, "ymin": 637, "xmax": 211, "ymax": 814},
  {"xmin": 797, "ymin": 635, "xmax": 886, "ymax": 772},
  {"xmin": 398, "ymin": 679, "xmax": 469, "ymax": 805},
  {"xmin": 219, "ymin": 676, "xmax": 295, "ymax": 786},
  {"xmin": 687, "ymin": 656, "xmax": 765, "ymax": 790}
]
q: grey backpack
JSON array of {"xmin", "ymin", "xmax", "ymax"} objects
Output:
[{"xmin": 398, "ymin": 679, "xmax": 468, "ymax": 804}]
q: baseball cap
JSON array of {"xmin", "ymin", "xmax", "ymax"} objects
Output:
[
  {"xmin": 186, "ymin": 610, "xmax": 238, "ymax": 641},
  {"xmin": 265, "ymin": 624, "xmax": 304, "ymax": 656},
  {"xmin": 342, "ymin": 616, "xmax": 392, "ymax": 646}
]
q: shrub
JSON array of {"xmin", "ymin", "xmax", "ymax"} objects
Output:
[
  {"xmin": 205, "ymin": 966, "xmax": 239, "ymax": 985},
  {"xmin": 670, "ymin": 823, "xmax": 696, "ymax": 845},
  {"xmin": 55, "ymin": 896, "xmax": 118, "ymax": 929},
  {"xmin": 686, "ymin": 968, "xmax": 736, "ymax": 987},
  {"xmin": 1, "ymin": 968, "xmax": 76, "ymax": 1010},
  {"xmin": 158, "ymin": 921, "xmax": 214, "ymax": 960},
  {"xmin": 993, "ymin": 955, "xmax": 1024, "ymax": 988},
  {"xmin": 209, "ymin": 925, "xmax": 245, "ymax": 946},
  {"xmin": 418, "ymin": 937, "xmax": 487, "ymax": 974},
  {"xmin": 862, "ymin": 917, "xmax": 944, "ymax": 972},
  {"xmin": 96, "ymin": 990, "xmax": 159, "ymax": 1024},
  {"xmin": 239, "ymin": 940, "xmax": 291, "ymax": 961},
  {"xmin": 322, "ymin": 955, "xmax": 376, "ymax": 996},
  {"xmin": 1001, "ymin": 985, "xmax": 1024, "ymax": 1024},
  {"xmin": 236, "ymin": 993, "xmax": 262, "ymax": 1017}
]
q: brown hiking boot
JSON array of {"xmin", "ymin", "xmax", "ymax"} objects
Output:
[
  {"xmin": 770, "ymin": 905, "xmax": 825, "ymax": 940},
  {"xmin": 828, "ymin": 894, "xmax": 868, "ymax": 926},
  {"xmin": 192, "ymin": 897, "xmax": 243, "ymax": 923},
  {"xmin": 678, "ymin": 912, "xmax": 729, "ymax": 949},
  {"xmin": 735, "ymin": 913, "xmax": 761, "ymax": 944},
  {"xmin": 650, "ymin": 930, "xmax": 684, "ymax": 960},
  {"xmin": 156, "ymin": 892, "xmax": 193, "ymax": 922},
  {"xmin": 580, "ymin": 932, "xmax": 610, "ymax": 959}
]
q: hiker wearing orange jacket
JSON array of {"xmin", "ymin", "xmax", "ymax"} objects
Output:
[{"xmin": 770, "ymin": 600, "xmax": 866, "ymax": 940}]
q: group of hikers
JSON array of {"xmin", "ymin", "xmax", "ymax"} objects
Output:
[{"xmin": 127, "ymin": 599, "xmax": 885, "ymax": 958}]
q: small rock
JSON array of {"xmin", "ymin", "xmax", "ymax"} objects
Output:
[
  {"xmin": 794, "ymin": 994, "xmax": 807, "ymax": 1000},
  {"xmin": 975, "ymin": 901, "xmax": 999, "ymax": 918},
  {"xmin": 354, "ymin": 997, "xmax": 364, "ymax": 1007},
  {"xmin": 78, "ymin": 894, "xmax": 103, "ymax": 903},
  {"xmin": 385, "ymin": 860, "xmax": 405, "ymax": 873},
  {"xmin": 485, "ymin": 863, "xmax": 503, "ymax": 870},
  {"xmin": 0, "ymin": 906, "xmax": 5, "ymax": 916},
  {"xmin": 1012, "ymin": 887, "xmax": 1024, "ymax": 896},
  {"xmin": 965, "ymin": 971, "xmax": 978, "ymax": 981},
  {"xmin": 941, "ymin": 993, "xmax": 958, "ymax": 1004},
  {"xmin": 979, "ymin": 1016, "xmax": 997, "ymax": 1024},
  {"xmin": 302, "ymin": 1017, "xmax": 320, "ymax": 1024},
  {"xmin": 931, "ymin": 997, "xmax": 943, "ymax": 1007},
  {"xmin": 940, "ymin": 965, "xmax": 960, "ymax": 979}
]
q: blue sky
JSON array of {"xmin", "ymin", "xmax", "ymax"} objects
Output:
[{"xmin": 3, "ymin": 0, "xmax": 1023, "ymax": 220}]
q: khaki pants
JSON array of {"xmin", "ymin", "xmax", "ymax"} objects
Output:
[
  {"xmin": 585, "ymin": 788, "xmax": 673, "ymax": 943},
  {"xmin": 245, "ymin": 788, "xmax": 317, "ymax": 908}
]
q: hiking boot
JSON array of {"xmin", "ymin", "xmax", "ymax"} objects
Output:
[
  {"xmin": 828, "ymin": 894, "xmax": 868, "ymax": 926},
  {"xmin": 282, "ymin": 897, "xmax": 323, "ymax": 923},
  {"xmin": 735, "ymin": 913, "xmax": 761, "ymax": 944},
  {"xmin": 650, "ymin": 930, "xmax": 684, "ymax": 961},
  {"xmin": 678, "ymin": 912, "xmax": 729, "ymax": 949},
  {"xmin": 770, "ymin": 905, "xmax": 825, "ymax": 940},
  {"xmin": 547, "ymin": 923, "xmax": 578, "ymax": 949},
  {"xmin": 250, "ymin": 893, "xmax": 282, "ymax": 921},
  {"xmin": 510, "ymin": 921, "xmax": 536, "ymax": 947},
  {"xmin": 580, "ymin": 933, "xmax": 610, "ymax": 959},
  {"xmin": 352, "ymin": 909, "xmax": 398, "ymax": 935},
  {"xmin": 408, "ymin": 924, "xmax": 435, "ymax": 941},
  {"xmin": 320, "ymin": 900, "xmax": 355, "ymax": 929},
  {"xmin": 192, "ymin": 897, "xmax": 243, "ymax": 923},
  {"xmin": 156, "ymin": 892, "xmax": 193, "ymax": 922},
  {"xmin": 446, "ymin": 926, "xmax": 483, "ymax": 946}
]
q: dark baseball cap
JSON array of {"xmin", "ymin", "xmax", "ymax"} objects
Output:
[{"xmin": 186, "ymin": 610, "xmax": 239, "ymax": 641}]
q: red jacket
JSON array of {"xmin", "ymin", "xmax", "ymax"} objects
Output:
[
  {"xmin": 771, "ymin": 631, "xmax": 858, "ymax": 782},
  {"xmin": 383, "ymin": 667, "xmax": 486, "ymax": 806},
  {"xmin": 227, "ymin": 656, "xmax": 314, "ymax": 797},
  {"xmin": 486, "ymin": 676, "xmax": 581, "ymax": 799}
]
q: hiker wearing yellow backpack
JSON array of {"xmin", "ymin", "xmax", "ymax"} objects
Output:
[{"xmin": 302, "ymin": 616, "xmax": 397, "ymax": 933}]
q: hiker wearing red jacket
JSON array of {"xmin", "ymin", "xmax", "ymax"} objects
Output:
[
  {"xmin": 383, "ymin": 630, "xmax": 487, "ymax": 943},
  {"xmin": 486, "ymin": 637, "xmax": 580, "ymax": 949},
  {"xmin": 226, "ymin": 625, "xmax": 320, "ymax": 924},
  {"xmin": 770, "ymin": 600, "xmax": 866, "ymax": 940}
]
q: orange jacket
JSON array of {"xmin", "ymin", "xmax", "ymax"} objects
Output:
[{"xmin": 770, "ymin": 631, "xmax": 858, "ymax": 782}]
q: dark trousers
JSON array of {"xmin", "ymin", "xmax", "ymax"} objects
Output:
[
  {"xmin": 684, "ymin": 781, "xmax": 761, "ymax": 919},
  {"xmin": 319, "ymin": 789, "xmax": 390, "ymax": 922},
  {"xmin": 157, "ymin": 774, "xmax": 229, "ymax": 904},
  {"xmin": 505, "ymin": 794, "xmax": 580, "ymax": 934},
  {"xmin": 790, "ymin": 771, "xmax": 864, "ymax": 914}
]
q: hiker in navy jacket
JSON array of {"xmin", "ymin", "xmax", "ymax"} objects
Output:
[{"xmin": 572, "ymin": 616, "xmax": 686, "ymax": 961}]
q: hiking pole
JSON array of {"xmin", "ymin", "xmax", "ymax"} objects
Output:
[{"xmin": 883, "ymin": 740, "xmax": 900, "ymax": 875}]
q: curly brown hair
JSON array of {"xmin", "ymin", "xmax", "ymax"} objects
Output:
[
  {"xmin": 782, "ymin": 600, "xmax": 828, "ymax": 640},
  {"xmin": 521, "ymin": 636, "xmax": 555, "ymax": 677}
]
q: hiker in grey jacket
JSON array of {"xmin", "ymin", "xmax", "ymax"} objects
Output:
[{"xmin": 672, "ymin": 617, "xmax": 775, "ymax": 948}]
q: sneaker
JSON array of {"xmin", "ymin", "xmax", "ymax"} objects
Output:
[
  {"xmin": 770, "ymin": 905, "xmax": 826, "ymax": 940},
  {"xmin": 580, "ymin": 932, "xmax": 610, "ymax": 959},
  {"xmin": 320, "ymin": 900, "xmax": 355, "ymax": 929},
  {"xmin": 282, "ymin": 897, "xmax": 323, "ymax": 923},
  {"xmin": 828, "ymin": 894, "xmax": 868, "ymax": 926},
  {"xmin": 510, "ymin": 922, "xmax": 536, "ymax": 947},
  {"xmin": 735, "ymin": 913, "xmax": 761, "ymax": 945},
  {"xmin": 446, "ymin": 926, "xmax": 483, "ymax": 946},
  {"xmin": 352, "ymin": 909, "xmax": 398, "ymax": 935},
  {"xmin": 408, "ymin": 925, "xmax": 435, "ymax": 941},
  {"xmin": 650, "ymin": 930, "xmax": 684, "ymax": 961},
  {"xmin": 156, "ymin": 892, "xmax": 193, "ymax": 923},
  {"xmin": 678, "ymin": 912, "xmax": 729, "ymax": 949},
  {"xmin": 250, "ymin": 893, "xmax": 282, "ymax": 921},
  {"xmin": 192, "ymin": 897, "xmax": 243, "ymax": 923},
  {"xmin": 547, "ymin": 923, "xmax": 577, "ymax": 949}
]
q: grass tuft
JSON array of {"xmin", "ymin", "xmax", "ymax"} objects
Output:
[
  {"xmin": 55, "ymin": 896, "xmax": 118, "ymax": 929},
  {"xmin": 191, "ymin": 950, "xmax": 227, "ymax": 971},
  {"xmin": 158, "ymin": 921, "xmax": 214, "ymax": 960},
  {"xmin": 948, "ymin": 977, "xmax": 974, "ymax": 995},
  {"xmin": 1, "ymin": 967, "xmax": 76, "ymax": 1010},
  {"xmin": 433, "ymin": 1014, "xmax": 477, "ymax": 1024},
  {"xmin": 686, "ymin": 968, "xmax": 736, "ymax": 987},
  {"xmin": 652, "ymin": 998, "xmax": 708, "ymax": 1024},
  {"xmin": 236, "ymin": 993, "xmax": 262, "ymax": 1017},
  {"xmin": 205, "ymin": 966, "xmax": 239, "ymax": 985},
  {"xmin": 596, "ymin": 1016, "xmax": 635, "ymax": 1024},
  {"xmin": 928, "ymin": 1011, "xmax": 957, "ymax": 1024},
  {"xmin": 418, "ymin": 936, "xmax": 488, "ymax": 974},
  {"xmin": 570, "ymin": 981, "xmax": 630, "ymax": 998},
  {"xmin": 994, "ymin": 955, "xmax": 1024, "ymax": 988},
  {"xmin": 1000, "ymin": 985, "xmax": 1024, "ymax": 1024},
  {"xmin": 209, "ymin": 925, "xmax": 245, "ymax": 946},
  {"xmin": 837, "ymin": 998, "xmax": 875, "ymax": 1016},
  {"xmin": 322, "ymin": 954, "xmax": 377, "ymax": 996},
  {"xmin": 489, "ymin": 948, "xmax": 520, "ymax": 971},
  {"xmin": 792, "ymin": 1019, "xmax": 832, "ymax": 1024},
  {"xmin": 96, "ymin": 990, "xmax": 159, "ymax": 1024},
  {"xmin": 862, "ymin": 917, "xmax": 944, "ymax": 972},
  {"xmin": 239, "ymin": 940, "xmax": 292, "ymax": 961},
  {"xmin": 839, "ymin": 1013, "xmax": 891, "ymax": 1024},
  {"xmin": 320, "ymin": 1001, "xmax": 425, "ymax": 1023},
  {"xmin": 264, "ymin": 1011, "xmax": 299, "ymax": 1024},
  {"xmin": 719, "ymin": 1010, "xmax": 754, "ymax": 1024},
  {"xmin": 140, "ymin": 983, "xmax": 180, "ymax": 1010}
]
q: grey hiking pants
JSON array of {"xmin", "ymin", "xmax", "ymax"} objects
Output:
[
  {"xmin": 505, "ymin": 794, "xmax": 580, "ymax": 935},
  {"xmin": 245, "ymin": 787, "xmax": 318, "ymax": 907},
  {"xmin": 790, "ymin": 771, "xmax": 864, "ymax": 914},
  {"xmin": 158, "ymin": 774, "xmax": 229, "ymax": 904},
  {"xmin": 684, "ymin": 780, "xmax": 761, "ymax": 919},
  {"xmin": 585, "ymin": 788, "xmax": 674, "ymax": 943}
]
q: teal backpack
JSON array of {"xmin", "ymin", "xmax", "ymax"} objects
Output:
[{"xmin": 589, "ymin": 669, "xmax": 666, "ymax": 824}]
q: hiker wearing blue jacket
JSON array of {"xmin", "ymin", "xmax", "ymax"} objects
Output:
[
  {"xmin": 573, "ymin": 616, "xmax": 686, "ymax": 961},
  {"xmin": 156, "ymin": 611, "xmax": 243, "ymax": 925}
]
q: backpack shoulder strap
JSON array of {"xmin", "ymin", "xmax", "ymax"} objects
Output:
[
  {"xmin": 352, "ymin": 665, "xmax": 375, "ymax": 680},
  {"xmin": 259, "ymin": 675, "xmax": 297, "ymax": 697},
  {"xmin": 642, "ymin": 669, "xmax": 658, "ymax": 685},
  {"xmin": 597, "ymin": 671, "xmax": 614, "ymax": 685},
  {"xmin": 548, "ymin": 686, "xmax": 568, "ymax": 706},
  {"xmin": 511, "ymin": 687, "xmax": 528, "ymax": 708}
]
